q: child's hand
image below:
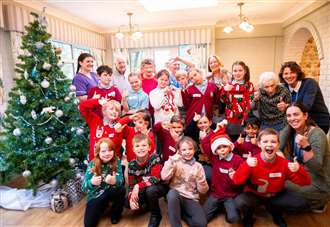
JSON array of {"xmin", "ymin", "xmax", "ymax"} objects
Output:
[
  {"xmin": 254, "ymin": 89, "xmax": 260, "ymax": 101},
  {"xmin": 294, "ymin": 134, "xmax": 310, "ymax": 149},
  {"xmin": 130, "ymin": 200, "xmax": 139, "ymax": 210},
  {"xmin": 92, "ymin": 91, "xmax": 101, "ymax": 99},
  {"xmin": 91, "ymin": 175, "xmax": 102, "ymax": 186},
  {"xmin": 228, "ymin": 168, "xmax": 235, "ymax": 180},
  {"xmin": 224, "ymin": 84, "xmax": 233, "ymax": 91},
  {"xmin": 105, "ymin": 172, "xmax": 116, "ymax": 185},
  {"xmin": 169, "ymin": 152, "xmax": 181, "ymax": 162},
  {"xmin": 246, "ymin": 152, "xmax": 257, "ymax": 167},
  {"xmin": 193, "ymin": 112, "xmax": 201, "ymax": 122},
  {"xmin": 98, "ymin": 97, "xmax": 109, "ymax": 106},
  {"xmin": 114, "ymin": 123, "xmax": 126, "ymax": 133},
  {"xmin": 250, "ymin": 136, "xmax": 257, "ymax": 145},
  {"xmin": 277, "ymin": 97, "xmax": 288, "ymax": 112},
  {"xmin": 214, "ymin": 119, "xmax": 228, "ymax": 132},
  {"xmin": 236, "ymin": 135, "xmax": 245, "ymax": 145},
  {"xmin": 129, "ymin": 113, "xmax": 140, "ymax": 121},
  {"xmin": 288, "ymin": 157, "xmax": 300, "ymax": 172},
  {"xmin": 199, "ymin": 130, "xmax": 207, "ymax": 139},
  {"xmin": 130, "ymin": 184, "xmax": 139, "ymax": 209}
]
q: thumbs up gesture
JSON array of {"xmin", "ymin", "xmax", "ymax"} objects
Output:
[
  {"xmin": 228, "ymin": 168, "xmax": 235, "ymax": 180},
  {"xmin": 114, "ymin": 122, "xmax": 126, "ymax": 133},
  {"xmin": 199, "ymin": 130, "xmax": 207, "ymax": 139},
  {"xmin": 288, "ymin": 157, "xmax": 300, "ymax": 172},
  {"xmin": 277, "ymin": 96, "xmax": 288, "ymax": 112},
  {"xmin": 91, "ymin": 175, "xmax": 102, "ymax": 186},
  {"xmin": 236, "ymin": 134, "xmax": 245, "ymax": 145},
  {"xmin": 224, "ymin": 84, "xmax": 233, "ymax": 92},
  {"xmin": 105, "ymin": 171, "xmax": 116, "ymax": 185},
  {"xmin": 193, "ymin": 112, "xmax": 201, "ymax": 122},
  {"xmin": 246, "ymin": 152, "xmax": 257, "ymax": 167}
]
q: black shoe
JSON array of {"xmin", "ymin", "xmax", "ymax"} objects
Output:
[
  {"xmin": 272, "ymin": 214, "xmax": 287, "ymax": 227},
  {"xmin": 148, "ymin": 214, "xmax": 162, "ymax": 227},
  {"xmin": 242, "ymin": 216, "xmax": 254, "ymax": 227},
  {"xmin": 110, "ymin": 215, "xmax": 121, "ymax": 225}
]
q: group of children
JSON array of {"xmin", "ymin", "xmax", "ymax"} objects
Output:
[{"xmin": 79, "ymin": 60, "xmax": 312, "ymax": 227}]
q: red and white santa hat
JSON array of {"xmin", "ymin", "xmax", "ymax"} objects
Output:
[{"xmin": 210, "ymin": 124, "xmax": 234, "ymax": 154}]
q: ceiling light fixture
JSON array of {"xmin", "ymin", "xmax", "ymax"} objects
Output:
[
  {"xmin": 115, "ymin": 12, "xmax": 143, "ymax": 41},
  {"xmin": 223, "ymin": 2, "xmax": 254, "ymax": 34}
]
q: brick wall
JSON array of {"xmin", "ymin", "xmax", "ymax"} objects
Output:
[{"xmin": 283, "ymin": 3, "xmax": 330, "ymax": 109}]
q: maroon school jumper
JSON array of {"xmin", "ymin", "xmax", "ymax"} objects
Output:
[
  {"xmin": 154, "ymin": 122, "xmax": 177, "ymax": 162},
  {"xmin": 233, "ymin": 139, "xmax": 261, "ymax": 160}
]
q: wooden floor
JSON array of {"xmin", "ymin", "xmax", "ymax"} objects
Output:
[{"xmin": 2, "ymin": 198, "xmax": 330, "ymax": 227}]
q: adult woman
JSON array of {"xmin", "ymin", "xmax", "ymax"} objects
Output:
[
  {"xmin": 72, "ymin": 53, "xmax": 98, "ymax": 101},
  {"xmin": 252, "ymin": 72, "xmax": 291, "ymax": 131},
  {"xmin": 279, "ymin": 61, "xmax": 329, "ymax": 134},
  {"xmin": 207, "ymin": 55, "xmax": 230, "ymax": 87},
  {"xmin": 279, "ymin": 103, "xmax": 330, "ymax": 212}
]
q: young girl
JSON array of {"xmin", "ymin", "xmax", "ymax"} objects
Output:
[
  {"xmin": 150, "ymin": 69, "xmax": 182, "ymax": 124},
  {"xmin": 233, "ymin": 117, "xmax": 261, "ymax": 160},
  {"xmin": 80, "ymin": 98, "xmax": 126, "ymax": 160},
  {"xmin": 115, "ymin": 110, "xmax": 155, "ymax": 162},
  {"xmin": 182, "ymin": 68, "xmax": 219, "ymax": 125},
  {"xmin": 233, "ymin": 128, "xmax": 311, "ymax": 227},
  {"xmin": 154, "ymin": 115, "xmax": 185, "ymax": 162},
  {"xmin": 161, "ymin": 136, "xmax": 209, "ymax": 227},
  {"xmin": 220, "ymin": 61, "xmax": 254, "ymax": 141},
  {"xmin": 82, "ymin": 138, "xmax": 125, "ymax": 227}
]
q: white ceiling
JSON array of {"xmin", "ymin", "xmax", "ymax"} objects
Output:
[{"xmin": 37, "ymin": 0, "xmax": 315, "ymax": 33}]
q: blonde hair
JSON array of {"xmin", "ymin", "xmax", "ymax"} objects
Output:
[
  {"xmin": 102, "ymin": 100, "xmax": 121, "ymax": 116},
  {"xmin": 175, "ymin": 70, "xmax": 187, "ymax": 79}
]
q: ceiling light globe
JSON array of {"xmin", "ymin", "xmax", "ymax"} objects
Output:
[
  {"xmin": 115, "ymin": 32, "xmax": 124, "ymax": 40},
  {"xmin": 223, "ymin": 26, "xmax": 234, "ymax": 33}
]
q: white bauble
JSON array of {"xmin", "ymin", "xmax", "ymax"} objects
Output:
[
  {"xmin": 22, "ymin": 170, "xmax": 31, "ymax": 177},
  {"xmin": 41, "ymin": 79, "xmax": 50, "ymax": 88},
  {"xmin": 55, "ymin": 109, "xmax": 63, "ymax": 118},
  {"xmin": 76, "ymin": 128, "xmax": 84, "ymax": 135},
  {"xmin": 42, "ymin": 62, "xmax": 52, "ymax": 71},
  {"xmin": 71, "ymin": 127, "xmax": 76, "ymax": 132},
  {"xmin": 13, "ymin": 128, "xmax": 21, "ymax": 136},
  {"xmin": 44, "ymin": 137, "xmax": 53, "ymax": 144},
  {"xmin": 20, "ymin": 95, "xmax": 27, "ymax": 105},
  {"xmin": 68, "ymin": 92, "xmax": 76, "ymax": 98},
  {"xmin": 31, "ymin": 110, "xmax": 37, "ymax": 120},
  {"xmin": 35, "ymin": 42, "xmax": 44, "ymax": 49},
  {"xmin": 69, "ymin": 85, "xmax": 76, "ymax": 92},
  {"xmin": 83, "ymin": 160, "xmax": 89, "ymax": 165},
  {"xmin": 50, "ymin": 179, "xmax": 58, "ymax": 188},
  {"xmin": 69, "ymin": 158, "xmax": 76, "ymax": 166},
  {"xmin": 64, "ymin": 96, "xmax": 70, "ymax": 102}
]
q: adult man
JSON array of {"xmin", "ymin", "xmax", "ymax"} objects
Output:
[{"xmin": 112, "ymin": 56, "xmax": 130, "ymax": 94}]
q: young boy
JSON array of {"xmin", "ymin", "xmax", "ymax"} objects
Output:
[
  {"xmin": 122, "ymin": 72, "xmax": 149, "ymax": 115},
  {"xmin": 233, "ymin": 117, "xmax": 261, "ymax": 160},
  {"xmin": 128, "ymin": 134, "xmax": 168, "ymax": 227},
  {"xmin": 201, "ymin": 123, "xmax": 243, "ymax": 223},
  {"xmin": 232, "ymin": 128, "xmax": 311, "ymax": 227},
  {"xmin": 87, "ymin": 65, "xmax": 122, "ymax": 117},
  {"xmin": 140, "ymin": 59, "xmax": 158, "ymax": 95}
]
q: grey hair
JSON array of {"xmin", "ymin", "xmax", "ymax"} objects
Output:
[{"xmin": 259, "ymin": 71, "xmax": 279, "ymax": 88}]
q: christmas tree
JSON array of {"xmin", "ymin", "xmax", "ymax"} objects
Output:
[{"xmin": 0, "ymin": 11, "xmax": 88, "ymax": 192}]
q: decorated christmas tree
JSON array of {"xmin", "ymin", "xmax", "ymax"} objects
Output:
[{"xmin": 0, "ymin": 11, "xmax": 88, "ymax": 192}]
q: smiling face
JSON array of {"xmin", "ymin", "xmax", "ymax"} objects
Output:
[
  {"xmin": 209, "ymin": 56, "xmax": 221, "ymax": 72},
  {"xmin": 99, "ymin": 142, "xmax": 114, "ymax": 163},
  {"xmin": 245, "ymin": 124, "xmax": 259, "ymax": 138},
  {"xmin": 215, "ymin": 144, "xmax": 231, "ymax": 159},
  {"xmin": 134, "ymin": 117, "xmax": 148, "ymax": 132},
  {"xmin": 141, "ymin": 64, "xmax": 154, "ymax": 79},
  {"xmin": 158, "ymin": 73, "xmax": 170, "ymax": 89},
  {"xmin": 258, "ymin": 134, "xmax": 279, "ymax": 161},
  {"xmin": 179, "ymin": 141, "xmax": 195, "ymax": 161},
  {"xmin": 282, "ymin": 67, "xmax": 298, "ymax": 88},
  {"xmin": 189, "ymin": 70, "xmax": 203, "ymax": 85},
  {"xmin": 232, "ymin": 64, "xmax": 245, "ymax": 82},
  {"xmin": 197, "ymin": 116, "xmax": 212, "ymax": 132},
  {"xmin": 168, "ymin": 61, "xmax": 180, "ymax": 74},
  {"xmin": 286, "ymin": 106, "xmax": 308, "ymax": 132},
  {"xmin": 170, "ymin": 122, "xmax": 184, "ymax": 137},
  {"xmin": 79, "ymin": 57, "xmax": 94, "ymax": 72},
  {"xmin": 115, "ymin": 58, "xmax": 126, "ymax": 74},
  {"xmin": 129, "ymin": 75, "xmax": 142, "ymax": 91},
  {"xmin": 99, "ymin": 72, "xmax": 112, "ymax": 86},
  {"xmin": 104, "ymin": 105, "xmax": 119, "ymax": 121},
  {"xmin": 133, "ymin": 139, "xmax": 150, "ymax": 161}
]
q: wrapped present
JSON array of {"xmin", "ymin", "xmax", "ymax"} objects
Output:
[
  {"xmin": 50, "ymin": 189, "xmax": 69, "ymax": 213},
  {"xmin": 63, "ymin": 176, "xmax": 84, "ymax": 205}
]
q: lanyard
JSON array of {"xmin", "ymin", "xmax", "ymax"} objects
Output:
[{"xmin": 292, "ymin": 133, "xmax": 302, "ymax": 163}]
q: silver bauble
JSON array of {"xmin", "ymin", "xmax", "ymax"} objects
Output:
[
  {"xmin": 35, "ymin": 42, "xmax": 44, "ymax": 49},
  {"xmin": 22, "ymin": 170, "xmax": 31, "ymax": 177},
  {"xmin": 69, "ymin": 85, "xmax": 76, "ymax": 92},
  {"xmin": 44, "ymin": 137, "xmax": 53, "ymax": 144},
  {"xmin": 42, "ymin": 62, "xmax": 52, "ymax": 71},
  {"xmin": 76, "ymin": 128, "xmax": 84, "ymax": 135},
  {"xmin": 13, "ymin": 128, "xmax": 21, "ymax": 136},
  {"xmin": 31, "ymin": 110, "xmax": 37, "ymax": 120},
  {"xmin": 20, "ymin": 95, "xmax": 27, "ymax": 105},
  {"xmin": 50, "ymin": 179, "xmax": 58, "ymax": 188},
  {"xmin": 64, "ymin": 96, "xmax": 70, "ymax": 102},
  {"xmin": 55, "ymin": 109, "xmax": 63, "ymax": 118},
  {"xmin": 69, "ymin": 158, "xmax": 76, "ymax": 166},
  {"xmin": 41, "ymin": 79, "xmax": 50, "ymax": 88}
]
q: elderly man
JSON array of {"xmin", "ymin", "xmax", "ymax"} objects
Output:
[
  {"xmin": 112, "ymin": 56, "xmax": 130, "ymax": 94},
  {"xmin": 252, "ymin": 72, "xmax": 291, "ymax": 131}
]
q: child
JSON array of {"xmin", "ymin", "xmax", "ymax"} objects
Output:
[
  {"xmin": 115, "ymin": 111, "xmax": 155, "ymax": 162},
  {"xmin": 181, "ymin": 68, "xmax": 219, "ymax": 125},
  {"xmin": 82, "ymin": 138, "xmax": 126, "ymax": 227},
  {"xmin": 233, "ymin": 117, "xmax": 261, "ymax": 160},
  {"xmin": 80, "ymin": 98, "xmax": 125, "ymax": 160},
  {"xmin": 233, "ymin": 128, "xmax": 311, "ymax": 227},
  {"xmin": 140, "ymin": 59, "xmax": 158, "ymax": 95},
  {"xmin": 175, "ymin": 70, "xmax": 189, "ymax": 90},
  {"xmin": 87, "ymin": 65, "xmax": 122, "ymax": 117},
  {"xmin": 154, "ymin": 115, "xmax": 185, "ymax": 162},
  {"xmin": 128, "ymin": 134, "xmax": 168, "ymax": 227},
  {"xmin": 201, "ymin": 123, "xmax": 243, "ymax": 223},
  {"xmin": 220, "ymin": 61, "xmax": 254, "ymax": 141},
  {"xmin": 161, "ymin": 136, "xmax": 209, "ymax": 227},
  {"xmin": 150, "ymin": 69, "xmax": 183, "ymax": 124},
  {"xmin": 122, "ymin": 72, "xmax": 149, "ymax": 115}
]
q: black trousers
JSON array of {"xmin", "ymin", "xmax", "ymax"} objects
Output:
[
  {"xmin": 84, "ymin": 186, "xmax": 126, "ymax": 227},
  {"xmin": 235, "ymin": 190, "xmax": 309, "ymax": 221}
]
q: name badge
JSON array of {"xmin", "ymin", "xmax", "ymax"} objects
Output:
[
  {"xmin": 108, "ymin": 133, "xmax": 114, "ymax": 138},
  {"xmin": 234, "ymin": 94, "xmax": 243, "ymax": 99},
  {"xmin": 108, "ymin": 91, "xmax": 116, "ymax": 97},
  {"xmin": 219, "ymin": 168, "xmax": 229, "ymax": 174},
  {"xmin": 192, "ymin": 93, "xmax": 201, "ymax": 98},
  {"xmin": 169, "ymin": 146, "xmax": 176, "ymax": 153},
  {"xmin": 269, "ymin": 172, "xmax": 282, "ymax": 178}
]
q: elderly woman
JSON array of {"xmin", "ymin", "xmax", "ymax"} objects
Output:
[
  {"xmin": 279, "ymin": 61, "xmax": 330, "ymax": 134},
  {"xmin": 252, "ymin": 72, "xmax": 291, "ymax": 131},
  {"xmin": 280, "ymin": 103, "xmax": 330, "ymax": 212}
]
